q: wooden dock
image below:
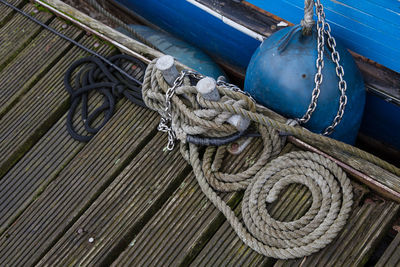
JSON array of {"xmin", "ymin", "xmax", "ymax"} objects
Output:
[{"xmin": 0, "ymin": 1, "xmax": 399, "ymax": 266}]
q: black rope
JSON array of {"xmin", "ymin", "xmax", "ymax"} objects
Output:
[
  {"xmin": 186, "ymin": 131, "xmax": 247, "ymax": 146},
  {"xmin": 65, "ymin": 54, "xmax": 146, "ymax": 142}
]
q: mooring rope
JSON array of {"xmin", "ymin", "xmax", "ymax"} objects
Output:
[
  {"xmin": 301, "ymin": 0, "xmax": 315, "ymax": 35},
  {"xmin": 144, "ymin": 59, "xmax": 400, "ymax": 177},
  {"xmin": 143, "ymin": 59, "xmax": 356, "ymax": 258}
]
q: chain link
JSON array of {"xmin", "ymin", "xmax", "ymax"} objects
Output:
[
  {"xmin": 158, "ymin": 70, "xmax": 204, "ymax": 150},
  {"xmin": 322, "ymin": 15, "xmax": 348, "ymax": 135},
  {"xmin": 298, "ymin": 0, "xmax": 325, "ymax": 124},
  {"xmin": 299, "ymin": 0, "xmax": 347, "ymax": 136},
  {"xmin": 158, "ymin": 71, "xmax": 186, "ymax": 150}
]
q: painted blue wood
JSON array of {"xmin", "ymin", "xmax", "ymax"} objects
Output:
[
  {"xmin": 115, "ymin": 0, "xmax": 260, "ymax": 73},
  {"xmin": 360, "ymin": 94, "xmax": 400, "ymax": 150},
  {"xmin": 247, "ymin": 0, "xmax": 400, "ymax": 73}
]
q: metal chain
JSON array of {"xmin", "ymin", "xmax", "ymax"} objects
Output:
[
  {"xmin": 299, "ymin": 0, "xmax": 347, "ymax": 136},
  {"xmin": 322, "ymin": 17, "xmax": 348, "ymax": 135},
  {"xmin": 158, "ymin": 71, "xmax": 186, "ymax": 151},
  {"xmin": 158, "ymin": 70, "xmax": 204, "ymax": 150},
  {"xmin": 298, "ymin": 0, "xmax": 325, "ymax": 125}
]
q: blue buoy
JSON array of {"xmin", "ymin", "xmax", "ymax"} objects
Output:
[{"xmin": 244, "ymin": 26, "xmax": 366, "ymax": 144}]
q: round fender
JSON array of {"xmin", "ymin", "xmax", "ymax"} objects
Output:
[{"xmin": 244, "ymin": 26, "xmax": 365, "ymax": 144}]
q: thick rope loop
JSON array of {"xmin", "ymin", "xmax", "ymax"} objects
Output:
[{"xmin": 202, "ymin": 124, "xmax": 284, "ymax": 192}]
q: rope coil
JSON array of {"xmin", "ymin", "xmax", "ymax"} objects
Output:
[
  {"xmin": 143, "ymin": 58, "xmax": 358, "ymax": 258},
  {"xmin": 186, "ymin": 143, "xmax": 353, "ymax": 259},
  {"xmin": 242, "ymin": 151, "xmax": 353, "ymax": 258}
]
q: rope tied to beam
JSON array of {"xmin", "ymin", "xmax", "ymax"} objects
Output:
[{"xmin": 143, "ymin": 58, "xmax": 355, "ymax": 259}]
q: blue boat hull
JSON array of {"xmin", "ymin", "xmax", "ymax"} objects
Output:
[
  {"xmin": 115, "ymin": 0, "xmax": 260, "ymax": 74},
  {"xmin": 116, "ymin": 0, "xmax": 400, "ymax": 151}
]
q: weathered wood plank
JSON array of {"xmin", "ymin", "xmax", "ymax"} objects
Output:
[
  {"xmin": 112, "ymin": 140, "xmax": 290, "ymax": 266},
  {"xmin": 113, "ymin": 176, "xmax": 237, "ymax": 267},
  {"xmin": 0, "ymin": 92, "xmax": 132, "ymax": 235},
  {"xmin": 0, "ymin": 17, "xmax": 83, "ymax": 119},
  {"xmin": 0, "ymin": 100, "xmax": 159, "ymax": 265},
  {"xmin": 376, "ymin": 232, "xmax": 400, "ymax": 267},
  {"xmin": 0, "ymin": 3, "xmax": 53, "ymax": 71},
  {"xmin": 37, "ymin": 132, "xmax": 190, "ymax": 266},
  {"xmin": 274, "ymin": 196, "xmax": 399, "ymax": 266},
  {"xmin": 0, "ymin": 34, "xmax": 113, "ymax": 178},
  {"xmin": 0, "ymin": 0, "xmax": 24, "ymax": 26}
]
